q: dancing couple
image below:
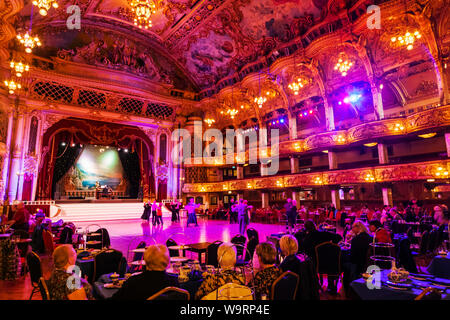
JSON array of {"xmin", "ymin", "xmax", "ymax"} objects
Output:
[
  {"xmin": 232, "ymin": 198, "xmax": 253, "ymax": 236},
  {"xmin": 185, "ymin": 198, "xmax": 201, "ymax": 227},
  {"xmin": 284, "ymin": 198, "xmax": 298, "ymax": 234},
  {"xmin": 141, "ymin": 200, "xmax": 163, "ymax": 226}
]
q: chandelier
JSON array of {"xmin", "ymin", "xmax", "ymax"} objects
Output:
[
  {"xmin": 254, "ymin": 96, "xmax": 267, "ymax": 108},
  {"xmin": 4, "ymin": 80, "xmax": 21, "ymax": 94},
  {"xmin": 288, "ymin": 77, "xmax": 311, "ymax": 95},
  {"xmin": 226, "ymin": 108, "xmax": 238, "ymax": 119},
  {"xmin": 10, "ymin": 61, "xmax": 29, "ymax": 77},
  {"xmin": 129, "ymin": 0, "xmax": 157, "ymax": 29},
  {"xmin": 204, "ymin": 118, "xmax": 215, "ymax": 127},
  {"xmin": 334, "ymin": 52, "xmax": 353, "ymax": 76},
  {"xmin": 32, "ymin": 0, "xmax": 59, "ymax": 16},
  {"xmin": 17, "ymin": 32, "xmax": 41, "ymax": 53},
  {"xmin": 391, "ymin": 31, "xmax": 421, "ymax": 50}
]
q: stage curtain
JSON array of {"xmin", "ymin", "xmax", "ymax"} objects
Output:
[
  {"xmin": 51, "ymin": 144, "xmax": 84, "ymax": 198},
  {"xmin": 119, "ymin": 150, "xmax": 141, "ymax": 198}
]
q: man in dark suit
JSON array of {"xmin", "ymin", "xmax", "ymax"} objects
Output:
[{"xmin": 111, "ymin": 245, "xmax": 179, "ymax": 300}]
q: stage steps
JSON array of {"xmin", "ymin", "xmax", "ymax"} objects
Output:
[{"xmin": 51, "ymin": 202, "xmax": 171, "ymax": 222}]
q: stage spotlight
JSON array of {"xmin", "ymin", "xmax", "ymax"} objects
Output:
[
  {"xmin": 71, "ymin": 143, "xmax": 75, "ymax": 147},
  {"xmin": 61, "ymin": 142, "xmax": 66, "ymax": 146},
  {"xmin": 280, "ymin": 118, "xmax": 284, "ymax": 123},
  {"xmin": 79, "ymin": 144, "xmax": 83, "ymax": 147},
  {"xmin": 118, "ymin": 148, "xmax": 121, "ymax": 151},
  {"xmin": 124, "ymin": 149, "xmax": 128, "ymax": 153}
]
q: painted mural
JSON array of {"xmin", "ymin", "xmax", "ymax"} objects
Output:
[{"xmin": 181, "ymin": 0, "xmax": 325, "ymax": 88}]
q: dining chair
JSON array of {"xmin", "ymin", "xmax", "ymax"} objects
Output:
[
  {"xmin": 42, "ymin": 230, "xmax": 54, "ymax": 255},
  {"xmin": 147, "ymin": 287, "xmax": 190, "ymax": 300},
  {"xmin": 206, "ymin": 240, "xmax": 223, "ymax": 267},
  {"xmin": 38, "ymin": 277, "xmax": 50, "ymax": 300},
  {"xmin": 93, "ymin": 249, "xmax": 123, "ymax": 282},
  {"xmin": 26, "ymin": 251, "xmax": 42, "ymax": 300},
  {"xmin": 314, "ymin": 241, "xmax": 342, "ymax": 291},
  {"xmin": 166, "ymin": 238, "xmax": 179, "ymax": 257},
  {"xmin": 271, "ymin": 271, "xmax": 300, "ymax": 300}
]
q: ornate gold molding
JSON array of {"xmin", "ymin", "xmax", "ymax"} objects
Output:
[
  {"xmin": 183, "ymin": 159, "xmax": 450, "ymax": 193},
  {"xmin": 184, "ymin": 104, "xmax": 450, "ymax": 166}
]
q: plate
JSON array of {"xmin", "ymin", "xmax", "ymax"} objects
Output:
[
  {"xmin": 103, "ymin": 283, "xmax": 121, "ymax": 289},
  {"xmin": 431, "ymin": 278, "xmax": 450, "ymax": 287},
  {"xmin": 409, "ymin": 273, "xmax": 434, "ymax": 281},
  {"xmin": 385, "ymin": 280, "xmax": 412, "ymax": 290}
]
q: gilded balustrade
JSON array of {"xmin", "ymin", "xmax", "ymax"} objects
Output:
[{"xmin": 183, "ymin": 159, "xmax": 450, "ymax": 193}]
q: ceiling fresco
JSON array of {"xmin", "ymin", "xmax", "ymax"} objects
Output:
[{"xmin": 11, "ymin": 0, "xmax": 328, "ymax": 91}]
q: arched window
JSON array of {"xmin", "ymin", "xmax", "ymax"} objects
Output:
[{"xmin": 28, "ymin": 116, "xmax": 39, "ymax": 154}]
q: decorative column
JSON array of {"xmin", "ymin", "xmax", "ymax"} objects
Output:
[
  {"xmin": 445, "ymin": 133, "xmax": 450, "ymax": 158},
  {"xmin": 378, "ymin": 143, "xmax": 389, "ymax": 164},
  {"xmin": 328, "ymin": 150, "xmax": 338, "ymax": 170},
  {"xmin": 382, "ymin": 185, "xmax": 393, "ymax": 207},
  {"xmin": 7, "ymin": 110, "xmax": 26, "ymax": 201},
  {"xmin": 288, "ymin": 114, "xmax": 297, "ymax": 140},
  {"xmin": 371, "ymin": 84, "xmax": 384, "ymax": 120},
  {"xmin": 1, "ymin": 112, "xmax": 14, "ymax": 201},
  {"xmin": 290, "ymin": 157, "xmax": 299, "ymax": 174},
  {"xmin": 330, "ymin": 185, "xmax": 341, "ymax": 210},
  {"xmin": 261, "ymin": 191, "xmax": 269, "ymax": 208},
  {"xmin": 292, "ymin": 190, "xmax": 301, "ymax": 209},
  {"xmin": 324, "ymin": 97, "xmax": 335, "ymax": 131},
  {"xmin": 237, "ymin": 165, "xmax": 244, "ymax": 179}
]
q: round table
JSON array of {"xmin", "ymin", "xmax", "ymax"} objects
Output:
[
  {"xmin": 168, "ymin": 245, "xmax": 190, "ymax": 250},
  {"xmin": 170, "ymin": 257, "xmax": 190, "ymax": 263}
]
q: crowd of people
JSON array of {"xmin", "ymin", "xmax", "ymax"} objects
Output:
[{"xmin": 1, "ymin": 197, "xmax": 448, "ymax": 300}]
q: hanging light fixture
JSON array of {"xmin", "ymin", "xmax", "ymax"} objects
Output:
[
  {"xmin": 129, "ymin": 0, "xmax": 157, "ymax": 29},
  {"xmin": 32, "ymin": 0, "xmax": 59, "ymax": 16},
  {"xmin": 334, "ymin": 52, "xmax": 353, "ymax": 76},
  {"xmin": 391, "ymin": 31, "xmax": 422, "ymax": 51},
  {"xmin": 4, "ymin": 80, "xmax": 21, "ymax": 94},
  {"xmin": 17, "ymin": 6, "xmax": 41, "ymax": 54},
  {"xmin": 17, "ymin": 32, "xmax": 41, "ymax": 53},
  {"xmin": 10, "ymin": 61, "xmax": 30, "ymax": 77},
  {"xmin": 254, "ymin": 72, "xmax": 267, "ymax": 108},
  {"xmin": 204, "ymin": 118, "xmax": 215, "ymax": 127},
  {"xmin": 288, "ymin": 77, "xmax": 311, "ymax": 95}
]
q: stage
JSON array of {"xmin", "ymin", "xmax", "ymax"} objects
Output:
[{"xmin": 51, "ymin": 200, "xmax": 172, "ymax": 222}]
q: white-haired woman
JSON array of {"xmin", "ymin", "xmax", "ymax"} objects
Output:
[{"xmin": 195, "ymin": 243, "xmax": 244, "ymax": 299}]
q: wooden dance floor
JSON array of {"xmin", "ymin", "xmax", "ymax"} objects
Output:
[{"xmin": 76, "ymin": 216, "xmax": 288, "ymax": 256}]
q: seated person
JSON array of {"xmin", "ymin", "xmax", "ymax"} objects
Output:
[
  {"xmin": 350, "ymin": 221, "xmax": 373, "ymax": 274},
  {"xmin": 249, "ymin": 242, "xmax": 282, "ymax": 299},
  {"xmin": 111, "ymin": 244, "xmax": 178, "ymax": 300},
  {"xmin": 300, "ymin": 220, "xmax": 342, "ymax": 261},
  {"xmin": 342, "ymin": 221, "xmax": 373, "ymax": 290},
  {"xmin": 279, "ymin": 235, "xmax": 319, "ymax": 300},
  {"xmin": 6, "ymin": 201, "xmax": 30, "ymax": 232},
  {"xmin": 195, "ymin": 243, "xmax": 245, "ymax": 299},
  {"xmin": 279, "ymin": 235, "xmax": 301, "ymax": 273},
  {"xmin": 47, "ymin": 245, "xmax": 94, "ymax": 300},
  {"xmin": 434, "ymin": 205, "xmax": 449, "ymax": 247},
  {"xmin": 368, "ymin": 220, "xmax": 392, "ymax": 243},
  {"xmin": 31, "ymin": 211, "xmax": 47, "ymax": 253}
]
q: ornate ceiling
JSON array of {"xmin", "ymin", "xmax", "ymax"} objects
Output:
[{"xmin": 10, "ymin": 0, "xmax": 327, "ymax": 91}]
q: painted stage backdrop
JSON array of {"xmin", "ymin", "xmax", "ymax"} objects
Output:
[{"xmin": 62, "ymin": 145, "xmax": 127, "ymax": 192}]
